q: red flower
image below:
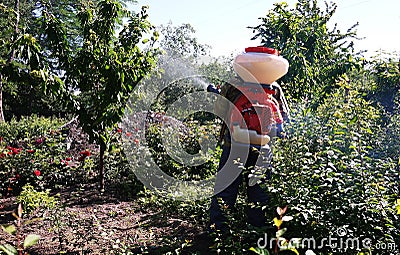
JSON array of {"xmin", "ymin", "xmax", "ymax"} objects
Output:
[
  {"xmin": 66, "ymin": 157, "xmax": 72, "ymax": 161},
  {"xmin": 7, "ymin": 147, "xmax": 21, "ymax": 155},
  {"xmin": 126, "ymin": 132, "xmax": 132, "ymax": 137},
  {"xmin": 27, "ymin": 149, "xmax": 35, "ymax": 153},
  {"xmin": 134, "ymin": 138, "xmax": 140, "ymax": 145},
  {"xmin": 65, "ymin": 161, "xmax": 69, "ymax": 166},
  {"xmin": 79, "ymin": 150, "xmax": 91, "ymax": 157},
  {"xmin": 33, "ymin": 170, "xmax": 41, "ymax": 177},
  {"xmin": 35, "ymin": 138, "xmax": 44, "ymax": 145},
  {"xmin": 117, "ymin": 128, "xmax": 122, "ymax": 133},
  {"xmin": 0, "ymin": 152, "xmax": 6, "ymax": 158}
]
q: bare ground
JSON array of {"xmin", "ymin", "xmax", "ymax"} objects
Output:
[{"xmin": 0, "ymin": 184, "xmax": 212, "ymax": 255}]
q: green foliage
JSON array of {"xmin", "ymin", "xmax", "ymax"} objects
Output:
[
  {"xmin": 34, "ymin": 0, "xmax": 83, "ymax": 52},
  {"xmin": 250, "ymin": 0, "xmax": 362, "ymax": 104},
  {"xmin": 0, "ymin": 234, "xmax": 40, "ymax": 255},
  {"xmin": 0, "ymin": 115, "xmax": 64, "ymax": 141},
  {"xmin": 369, "ymin": 52, "xmax": 400, "ymax": 90},
  {"xmin": 0, "ymin": 116, "xmax": 73, "ymax": 195},
  {"xmin": 250, "ymin": 206, "xmax": 302, "ymax": 254},
  {"xmin": 268, "ymin": 80, "xmax": 399, "ymax": 254},
  {"xmin": 0, "ymin": 116, "xmax": 81, "ymax": 194},
  {"xmin": 0, "ymin": 115, "xmax": 147, "ymax": 196},
  {"xmin": 135, "ymin": 189, "xmax": 212, "ymax": 253},
  {"xmin": 0, "ymin": 0, "xmax": 35, "ymax": 61},
  {"xmin": 208, "ymin": 194, "xmax": 266, "ymax": 254},
  {"xmin": 104, "ymin": 129, "xmax": 144, "ymax": 196},
  {"xmin": 366, "ymin": 52, "xmax": 400, "ymax": 113},
  {"xmin": 1, "ymin": 0, "xmax": 163, "ymax": 191},
  {"xmin": 382, "ymin": 95, "xmax": 400, "ymax": 159},
  {"xmin": 0, "ymin": 233, "xmax": 40, "ymax": 255},
  {"xmin": 0, "ymin": 0, "xmax": 83, "ymax": 120},
  {"xmin": 16, "ymin": 184, "xmax": 58, "ymax": 215},
  {"xmin": 157, "ymin": 22, "xmax": 210, "ymax": 61},
  {"xmin": 65, "ymin": 1, "xmax": 159, "ymax": 144},
  {"xmin": 202, "ymin": 77, "xmax": 399, "ymax": 255},
  {"xmin": 35, "ymin": 0, "xmax": 161, "ymax": 190},
  {"xmin": 145, "ymin": 118, "xmax": 220, "ymax": 182},
  {"xmin": 198, "ymin": 55, "xmax": 236, "ymax": 84},
  {"xmin": 0, "ymin": 1, "xmax": 398, "ymax": 254},
  {"xmin": 3, "ymin": 81, "xmax": 68, "ymax": 120}
]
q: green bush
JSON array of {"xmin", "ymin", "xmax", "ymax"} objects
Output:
[
  {"xmin": 0, "ymin": 116, "xmax": 91, "ymax": 196},
  {"xmin": 16, "ymin": 184, "xmax": 59, "ymax": 215},
  {"xmin": 145, "ymin": 117, "xmax": 220, "ymax": 182},
  {"xmin": 103, "ymin": 129, "xmax": 144, "ymax": 197},
  {"xmin": 0, "ymin": 115, "xmax": 147, "ymax": 197},
  {"xmin": 0, "ymin": 115, "xmax": 65, "ymax": 142},
  {"xmin": 267, "ymin": 83, "xmax": 399, "ymax": 254}
]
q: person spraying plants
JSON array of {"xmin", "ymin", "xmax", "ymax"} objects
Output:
[{"xmin": 207, "ymin": 46, "xmax": 290, "ymax": 231}]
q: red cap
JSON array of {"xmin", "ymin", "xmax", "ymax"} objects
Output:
[{"xmin": 245, "ymin": 46, "xmax": 279, "ymax": 55}]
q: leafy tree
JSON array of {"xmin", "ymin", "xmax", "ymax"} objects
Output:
[
  {"xmin": 250, "ymin": 0, "xmax": 362, "ymax": 104},
  {"xmin": 155, "ymin": 22, "xmax": 234, "ymax": 85},
  {"xmin": 0, "ymin": 0, "xmax": 20, "ymax": 121},
  {"xmin": 39, "ymin": 0, "xmax": 160, "ymax": 191},
  {"xmin": 157, "ymin": 22, "xmax": 210, "ymax": 62},
  {"xmin": 33, "ymin": 0, "xmax": 83, "ymax": 51},
  {"xmin": 198, "ymin": 55, "xmax": 235, "ymax": 84},
  {"xmin": 367, "ymin": 51, "xmax": 400, "ymax": 113},
  {"xmin": 0, "ymin": 0, "xmax": 47, "ymax": 121},
  {"xmin": 149, "ymin": 22, "xmax": 214, "ymax": 113},
  {"xmin": 0, "ymin": 0, "xmax": 83, "ymax": 120}
]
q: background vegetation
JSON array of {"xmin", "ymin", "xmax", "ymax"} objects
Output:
[{"xmin": 0, "ymin": 0, "xmax": 399, "ymax": 254}]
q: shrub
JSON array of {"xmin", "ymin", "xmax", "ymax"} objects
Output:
[
  {"xmin": 0, "ymin": 116, "xmax": 91, "ymax": 196},
  {"xmin": 16, "ymin": 184, "xmax": 59, "ymax": 215},
  {"xmin": 268, "ymin": 82, "xmax": 399, "ymax": 254},
  {"xmin": 145, "ymin": 116, "xmax": 220, "ymax": 182},
  {"xmin": 0, "ymin": 115, "xmax": 65, "ymax": 143},
  {"xmin": 0, "ymin": 114, "xmax": 151, "ymax": 197}
]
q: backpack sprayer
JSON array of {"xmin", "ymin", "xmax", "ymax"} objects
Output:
[{"xmin": 209, "ymin": 46, "xmax": 289, "ymax": 146}]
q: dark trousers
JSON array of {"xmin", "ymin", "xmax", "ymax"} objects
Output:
[{"xmin": 209, "ymin": 142, "xmax": 271, "ymax": 231}]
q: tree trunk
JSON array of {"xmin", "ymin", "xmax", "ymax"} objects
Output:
[
  {"xmin": 0, "ymin": 74, "xmax": 4, "ymax": 122},
  {"xmin": 9, "ymin": 0, "xmax": 20, "ymax": 63},
  {"xmin": 99, "ymin": 143, "xmax": 106, "ymax": 192}
]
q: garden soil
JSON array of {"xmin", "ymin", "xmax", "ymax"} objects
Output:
[{"xmin": 0, "ymin": 185, "xmax": 211, "ymax": 255}]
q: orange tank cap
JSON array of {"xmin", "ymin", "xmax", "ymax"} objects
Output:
[{"xmin": 245, "ymin": 46, "xmax": 279, "ymax": 56}]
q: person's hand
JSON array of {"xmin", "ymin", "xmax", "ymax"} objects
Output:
[
  {"xmin": 276, "ymin": 123, "xmax": 286, "ymax": 139},
  {"xmin": 207, "ymin": 84, "xmax": 220, "ymax": 94}
]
